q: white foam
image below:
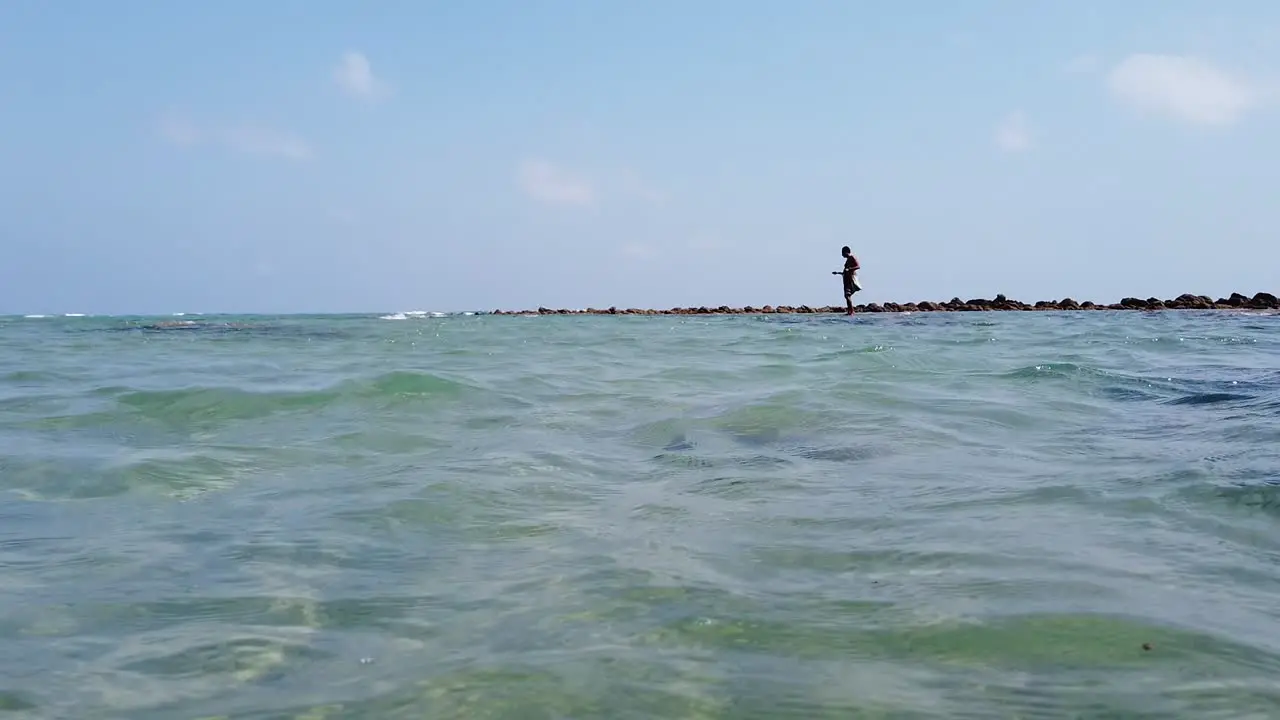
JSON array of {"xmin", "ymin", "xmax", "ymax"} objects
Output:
[{"xmin": 379, "ymin": 310, "xmax": 450, "ymax": 320}]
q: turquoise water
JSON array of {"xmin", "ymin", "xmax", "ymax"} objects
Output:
[{"xmin": 2, "ymin": 309, "xmax": 1279, "ymax": 719}]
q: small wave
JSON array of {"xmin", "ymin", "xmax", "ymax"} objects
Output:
[
  {"xmin": 1001, "ymin": 364, "xmax": 1277, "ymax": 408},
  {"xmin": 50, "ymin": 371, "xmax": 484, "ymax": 429},
  {"xmin": 362, "ymin": 370, "xmax": 472, "ymax": 398},
  {"xmin": 1002, "ymin": 362, "xmax": 1109, "ymax": 381},
  {"xmin": 1, "ymin": 370, "xmax": 57, "ymax": 383},
  {"xmin": 63, "ymin": 313, "xmax": 86, "ymax": 318},
  {"xmin": 111, "ymin": 386, "xmax": 341, "ymax": 425},
  {"xmin": 1167, "ymin": 392, "xmax": 1256, "ymax": 406},
  {"xmin": 379, "ymin": 310, "xmax": 449, "ymax": 320},
  {"xmin": 1197, "ymin": 483, "xmax": 1280, "ymax": 517},
  {"xmin": 23, "ymin": 314, "xmax": 47, "ymax": 319}
]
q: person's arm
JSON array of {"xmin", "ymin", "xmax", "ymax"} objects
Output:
[{"xmin": 833, "ymin": 256, "xmax": 861, "ymax": 274}]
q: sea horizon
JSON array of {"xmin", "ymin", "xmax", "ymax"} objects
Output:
[{"xmin": 4, "ymin": 287, "xmax": 1278, "ymax": 321}]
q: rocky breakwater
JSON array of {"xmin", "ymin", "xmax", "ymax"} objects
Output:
[{"xmin": 489, "ymin": 292, "xmax": 1279, "ymax": 316}]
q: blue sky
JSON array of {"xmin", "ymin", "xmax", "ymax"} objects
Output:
[{"xmin": 1, "ymin": 1, "xmax": 1278, "ymax": 314}]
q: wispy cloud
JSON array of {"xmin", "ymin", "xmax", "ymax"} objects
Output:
[
  {"xmin": 994, "ymin": 110, "xmax": 1033, "ymax": 153},
  {"xmin": 333, "ymin": 51, "xmax": 391, "ymax": 100},
  {"xmin": 156, "ymin": 112, "xmax": 312, "ymax": 161},
  {"xmin": 327, "ymin": 208, "xmax": 357, "ymax": 226},
  {"xmin": 222, "ymin": 126, "xmax": 313, "ymax": 160},
  {"xmin": 620, "ymin": 243, "xmax": 656, "ymax": 259},
  {"xmin": 1064, "ymin": 53, "xmax": 1102, "ymax": 75},
  {"xmin": 157, "ymin": 112, "xmax": 202, "ymax": 146},
  {"xmin": 516, "ymin": 158, "xmax": 595, "ymax": 206},
  {"xmin": 616, "ymin": 169, "xmax": 669, "ymax": 205},
  {"xmin": 688, "ymin": 232, "xmax": 725, "ymax": 252},
  {"xmin": 1106, "ymin": 53, "xmax": 1261, "ymax": 126}
]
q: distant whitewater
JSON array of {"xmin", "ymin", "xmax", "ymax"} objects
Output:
[{"xmin": 378, "ymin": 310, "xmax": 464, "ymax": 320}]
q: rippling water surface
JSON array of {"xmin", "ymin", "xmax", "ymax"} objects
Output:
[{"xmin": 2, "ymin": 310, "xmax": 1280, "ymax": 718}]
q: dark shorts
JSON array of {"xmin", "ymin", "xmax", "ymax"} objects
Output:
[{"xmin": 843, "ymin": 273, "xmax": 859, "ymax": 298}]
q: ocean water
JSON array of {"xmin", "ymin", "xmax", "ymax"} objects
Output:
[{"xmin": 2, "ymin": 309, "xmax": 1280, "ymax": 719}]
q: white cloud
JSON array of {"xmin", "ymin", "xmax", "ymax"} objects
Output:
[
  {"xmin": 157, "ymin": 112, "xmax": 202, "ymax": 146},
  {"xmin": 221, "ymin": 126, "xmax": 313, "ymax": 160},
  {"xmin": 327, "ymin": 208, "xmax": 357, "ymax": 226},
  {"xmin": 994, "ymin": 110, "xmax": 1032, "ymax": 153},
  {"xmin": 688, "ymin": 232, "xmax": 725, "ymax": 251},
  {"xmin": 156, "ymin": 113, "xmax": 312, "ymax": 161},
  {"xmin": 333, "ymin": 51, "xmax": 391, "ymax": 100},
  {"xmin": 620, "ymin": 243, "xmax": 656, "ymax": 259},
  {"xmin": 516, "ymin": 159, "xmax": 595, "ymax": 206},
  {"xmin": 1064, "ymin": 53, "xmax": 1102, "ymax": 75},
  {"xmin": 617, "ymin": 169, "xmax": 669, "ymax": 205},
  {"xmin": 1106, "ymin": 53, "xmax": 1260, "ymax": 126}
]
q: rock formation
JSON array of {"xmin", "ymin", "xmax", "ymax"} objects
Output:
[{"xmin": 487, "ymin": 292, "xmax": 1279, "ymax": 316}]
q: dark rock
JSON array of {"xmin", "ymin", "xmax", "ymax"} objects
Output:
[{"xmin": 496, "ymin": 291, "xmax": 1276, "ymax": 316}]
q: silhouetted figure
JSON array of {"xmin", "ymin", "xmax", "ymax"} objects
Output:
[{"xmin": 832, "ymin": 245, "xmax": 861, "ymax": 315}]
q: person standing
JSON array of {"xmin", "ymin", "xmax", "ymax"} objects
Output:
[{"xmin": 832, "ymin": 245, "xmax": 861, "ymax": 315}]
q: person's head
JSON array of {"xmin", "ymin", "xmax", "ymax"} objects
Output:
[{"xmin": 841, "ymin": 245, "xmax": 851, "ymax": 257}]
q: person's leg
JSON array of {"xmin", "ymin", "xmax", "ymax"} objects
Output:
[{"xmin": 843, "ymin": 279, "xmax": 855, "ymax": 315}]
